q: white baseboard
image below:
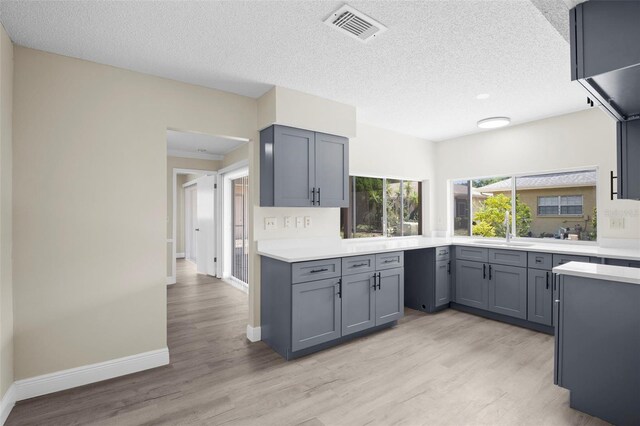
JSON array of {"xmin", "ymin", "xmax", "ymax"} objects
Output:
[
  {"xmin": 246, "ymin": 325, "xmax": 261, "ymax": 342},
  {"xmin": 166, "ymin": 276, "xmax": 176, "ymax": 285},
  {"xmin": 176, "ymin": 253, "xmax": 185, "ymax": 259},
  {"xmin": 14, "ymin": 348, "xmax": 169, "ymax": 402},
  {"xmin": 0, "ymin": 384, "xmax": 16, "ymax": 426}
]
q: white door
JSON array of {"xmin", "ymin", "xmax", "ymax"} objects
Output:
[
  {"xmin": 184, "ymin": 185, "xmax": 198, "ymax": 263},
  {"xmin": 196, "ymin": 175, "xmax": 216, "ymax": 275}
]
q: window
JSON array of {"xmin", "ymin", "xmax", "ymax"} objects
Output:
[
  {"xmin": 537, "ymin": 195, "xmax": 584, "ymax": 216},
  {"xmin": 452, "ymin": 170, "xmax": 597, "ymax": 241},
  {"xmin": 341, "ymin": 176, "xmax": 422, "ymax": 238}
]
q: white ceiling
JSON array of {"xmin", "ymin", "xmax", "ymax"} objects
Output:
[
  {"xmin": 167, "ymin": 130, "xmax": 247, "ymax": 160},
  {"xmin": 0, "ymin": 1, "xmax": 588, "ymax": 141}
]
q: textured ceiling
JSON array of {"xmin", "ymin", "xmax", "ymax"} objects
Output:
[
  {"xmin": 167, "ymin": 130, "xmax": 247, "ymax": 158},
  {"xmin": 0, "ymin": 0, "xmax": 588, "ymax": 141}
]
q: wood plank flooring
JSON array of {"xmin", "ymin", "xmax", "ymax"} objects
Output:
[{"xmin": 7, "ymin": 260, "xmax": 607, "ymax": 425}]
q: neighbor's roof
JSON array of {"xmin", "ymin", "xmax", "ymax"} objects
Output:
[{"xmin": 476, "ymin": 171, "xmax": 597, "ymax": 192}]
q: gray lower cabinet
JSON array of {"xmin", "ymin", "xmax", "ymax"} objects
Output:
[
  {"xmin": 376, "ymin": 268, "xmax": 404, "ymax": 326},
  {"xmin": 487, "ymin": 264, "xmax": 527, "ymax": 320},
  {"xmin": 527, "ymin": 269, "xmax": 553, "ymax": 326},
  {"xmin": 291, "ymin": 277, "xmax": 341, "ymax": 352},
  {"xmin": 435, "ymin": 260, "xmax": 451, "ymax": 307},
  {"xmin": 260, "ymin": 125, "xmax": 349, "ymax": 207},
  {"xmin": 342, "ymin": 272, "xmax": 376, "ymax": 336},
  {"xmin": 404, "ymin": 247, "xmax": 451, "ymax": 313},
  {"xmin": 455, "ymin": 260, "xmax": 488, "ymax": 310}
]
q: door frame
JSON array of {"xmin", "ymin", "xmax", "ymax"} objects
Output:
[
  {"xmin": 169, "ymin": 167, "xmax": 217, "ymax": 285},
  {"xmin": 183, "ymin": 182, "xmax": 198, "ymax": 264},
  {"xmin": 217, "ymin": 160, "xmax": 249, "ymax": 289}
]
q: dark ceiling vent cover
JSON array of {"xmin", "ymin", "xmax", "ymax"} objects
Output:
[{"xmin": 324, "ymin": 5, "xmax": 387, "ymax": 43}]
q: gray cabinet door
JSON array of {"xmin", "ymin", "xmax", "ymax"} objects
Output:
[
  {"xmin": 375, "ymin": 268, "xmax": 404, "ymax": 326},
  {"xmin": 273, "ymin": 126, "xmax": 315, "ymax": 207},
  {"xmin": 342, "ymin": 272, "xmax": 376, "ymax": 336},
  {"xmin": 314, "ymin": 132, "xmax": 349, "ymax": 207},
  {"xmin": 435, "ymin": 260, "xmax": 451, "ymax": 307},
  {"xmin": 291, "ymin": 277, "xmax": 341, "ymax": 352},
  {"xmin": 488, "ymin": 264, "xmax": 527, "ymax": 319},
  {"xmin": 454, "ymin": 260, "xmax": 488, "ymax": 309},
  {"xmin": 527, "ymin": 269, "xmax": 552, "ymax": 326},
  {"xmin": 618, "ymin": 119, "xmax": 640, "ymax": 200}
]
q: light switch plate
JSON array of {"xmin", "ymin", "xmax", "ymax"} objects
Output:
[
  {"xmin": 296, "ymin": 217, "xmax": 303, "ymax": 228},
  {"xmin": 264, "ymin": 217, "xmax": 277, "ymax": 230},
  {"xmin": 304, "ymin": 216, "xmax": 312, "ymax": 228},
  {"xmin": 283, "ymin": 216, "xmax": 292, "ymax": 228}
]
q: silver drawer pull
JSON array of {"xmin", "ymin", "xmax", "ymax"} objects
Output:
[
  {"xmin": 351, "ymin": 263, "xmax": 368, "ymax": 268},
  {"xmin": 310, "ymin": 268, "xmax": 328, "ymax": 273},
  {"xmin": 383, "ymin": 259, "xmax": 395, "ymax": 263}
]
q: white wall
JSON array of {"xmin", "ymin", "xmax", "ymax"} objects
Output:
[{"xmin": 434, "ymin": 108, "xmax": 640, "ymax": 241}]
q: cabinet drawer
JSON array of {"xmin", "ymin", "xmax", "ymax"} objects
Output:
[
  {"xmin": 605, "ymin": 258, "xmax": 640, "ymax": 268},
  {"xmin": 552, "ymin": 254, "xmax": 590, "ymax": 267},
  {"xmin": 292, "ymin": 258, "xmax": 341, "ymax": 284},
  {"xmin": 435, "ymin": 246, "xmax": 451, "ymax": 261},
  {"xmin": 342, "ymin": 255, "xmax": 376, "ymax": 276},
  {"xmin": 528, "ymin": 252, "xmax": 553, "ymax": 270},
  {"xmin": 489, "ymin": 249, "xmax": 527, "ymax": 268},
  {"xmin": 375, "ymin": 251, "xmax": 404, "ymax": 270},
  {"xmin": 455, "ymin": 246, "xmax": 489, "ymax": 262}
]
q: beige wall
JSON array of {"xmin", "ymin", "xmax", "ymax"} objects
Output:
[
  {"xmin": 435, "ymin": 109, "xmax": 640, "ymax": 241},
  {"xmin": 222, "ymin": 143, "xmax": 249, "ymax": 169},
  {"xmin": 0, "ymin": 25, "xmax": 13, "ymax": 399},
  {"xmin": 13, "ymin": 47, "xmax": 257, "ymax": 380}
]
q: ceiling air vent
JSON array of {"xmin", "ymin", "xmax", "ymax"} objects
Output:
[{"xmin": 324, "ymin": 5, "xmax": 387, "ymax": 43}]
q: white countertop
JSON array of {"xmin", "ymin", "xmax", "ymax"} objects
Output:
[
  {"xmin": 553, "ymin": 262, "xmax": 640, "ymax": 285},
  {"xmin": 257, "ymin": 236, "xmax": 640, "ymax": 263}
]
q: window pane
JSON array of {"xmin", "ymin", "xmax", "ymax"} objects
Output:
[
  {"xmin": 516, "ymin": 171, "xmax": 596, "ymax": 240},
  {"xmin": 386, "ymin": 179, "xmax": 402, "ymax": 237},
  {"xmin": 403, "ymin": 181, "xmax": 420, "ymax": 236},
  {"xmin": 453, "ymin": 180, "xmax": 471, "ymax": 236},
  {"xmin": 353, "ymin": 177, "xmax": 384, "ymax": 238},
  {"xmin": 472, "ymin": 177, "xmax": 513, "ymax": 238}
]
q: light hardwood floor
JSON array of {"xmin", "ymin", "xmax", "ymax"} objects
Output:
[{"xmin": 7, "ymin": 260, "xmax": 607, "ymax": 425}]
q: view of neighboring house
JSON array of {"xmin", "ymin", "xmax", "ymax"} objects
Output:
[{"xmin": 455, "ymin": 170, "xmax": 597, "ymax": 240}]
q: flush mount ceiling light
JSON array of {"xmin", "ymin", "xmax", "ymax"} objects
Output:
[
  {"xmin": 477, "ymin": 117, "xmax": 511, "ymax": 129},
  {"xmin": 476, "ymin": 93, "xmax": 490, "ymax": 100}
]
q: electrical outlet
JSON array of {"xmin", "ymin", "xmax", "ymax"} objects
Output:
[
  {"xmin": 283, "ymin": 216, "xmax": 292, "ymax": 228},
  {"xmin": 296, "ymin": 217, "xmax": 303, "ymax": 228},
  {"xmin": 610, "ymin": 217, "xmax": 625, "ymax": 229},
  {"xmin": 264, "ymin": 217, "xmax": 277, "ymax": 230},
  {"xmin": 304, "ymin": 216, "xmax": 312, "ymax": 228}
]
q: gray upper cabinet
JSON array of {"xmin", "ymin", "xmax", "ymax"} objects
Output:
[
  {"xmin": 618, "ymin": 119, "xmax": 640, "ymax": 200},
  {"xmin": 291, "ymin": 277, "xmax": 342, "ymax": 352},
  {"xmin": 314, "ymin": 132, "xmax": 349, "ymax": 207},
  {"xmin": 342, "ymin": 272, "xmax": 376, "ymax": 336},
  {"xmin": 488, "ymin": 264, "xmax": 527, "ymax": 320},
  {"xmin": 260, "ymin": 125, "xmax": 349, "ymax": 207},
  {"xmin": 455, "ymin": 260, "xmax": 488, "ymax": 310},
  {"xmin": 375, "ymin": 268, "xmax": 404, "ymax": 326},
  {"xmin": 528, "ymin": 269, "xmax": 553, "ymax": 326}
]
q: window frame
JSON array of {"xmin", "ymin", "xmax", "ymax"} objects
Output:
[
  {"xmin": 342, "ymin": 175, "xmax": 423, "ymax": 239},
  {"xmin": 450, "ymin": 167, "xmax": 598, "ymax": 242},
  {"xmin": 537, "ymin": 195, "xmax": 584, "ymax": 217}
]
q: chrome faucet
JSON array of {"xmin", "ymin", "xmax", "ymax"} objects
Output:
[{"xmin": 504, "ymin": 211, "xmax": 513, "ymax": 243}]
